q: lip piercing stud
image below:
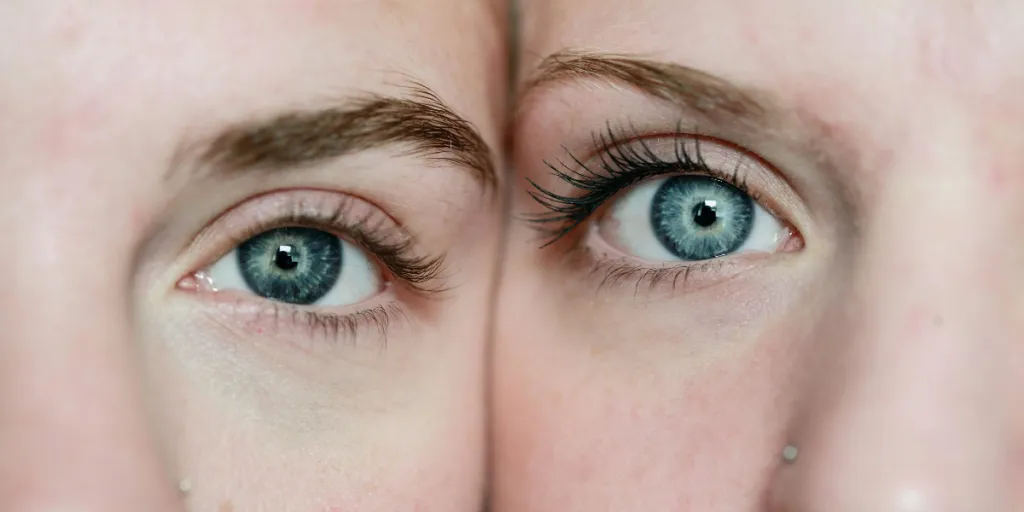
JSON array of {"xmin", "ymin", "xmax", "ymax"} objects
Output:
[{"xmin": 782, "ymin": 445, "xmax": 799, "ymax": 464}]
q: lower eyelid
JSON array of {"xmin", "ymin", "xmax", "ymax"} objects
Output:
[
  {"xmin": 573, "ymin": 247, "xmax": 768, "ymax": 297},
  {"xmin": 185, "ymin": 285, "xmax": 405, "ymax": 348}
]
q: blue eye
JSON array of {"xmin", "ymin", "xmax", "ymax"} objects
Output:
[
  {"xmin": 650, "ymin": 176, "xmax": 755, "ymax": 260},
  {"xmin": 236, "ymin": 227, "xmax": 342, "ymax": 305},
  {"xmin": 205, "ymin": 226, "xmax": 381, "ymax": 306},
  {"xmin": 600, "ymin": 175, "xmax": 786, "ymax": 262}
]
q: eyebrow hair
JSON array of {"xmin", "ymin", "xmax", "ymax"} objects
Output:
[
  {"xmin": 179, "ymin": 83, "xmax": 496, "ymax": 190},
  {"xmin": 518, "ymin": 49, "xmax": 850, "ymax": 166},
  {"xmin": 518, "ymin": 50, "xmax": 771, "ymax": 125}
]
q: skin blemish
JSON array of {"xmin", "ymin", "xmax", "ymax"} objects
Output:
[{"xmin": 219, "ymin": 500, "xmax": 234, "ymax": 512}]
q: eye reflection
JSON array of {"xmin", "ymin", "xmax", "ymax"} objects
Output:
[
  {"xmin": 206, "ymin": 226, "xmax": 381, "ymax": 306},
  {"xmin": 599, "ymin": 175, "xmax": 787, "ymax": 262}
]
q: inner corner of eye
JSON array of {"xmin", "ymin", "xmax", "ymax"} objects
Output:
[
  {"xmin": 175, "ymin": 271, "xmax": 214, "ymax": 293},
  {"xmin": 777, "ymin": 226, "xmax": 806, "ymax": 253}
]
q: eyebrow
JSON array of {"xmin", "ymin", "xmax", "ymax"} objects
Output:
[
  {"xmin": 516, "ymin": 50, "xmax": 853, "ymax": 180},
  {"xmin": 518, "ymin": 50, "xmax": 772, "ymax": 128},
  {"xmin": 177, "ymin": 82, "xmax": 496, "ymax": 190}
]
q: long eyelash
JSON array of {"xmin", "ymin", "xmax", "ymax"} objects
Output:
[
  {"xmin": 526, "ymin": 123, "xmax": 751, "ymax": 246},
  {"xmin": 230, "ymin": 197, "xmax": 447, "ymax": 295}
]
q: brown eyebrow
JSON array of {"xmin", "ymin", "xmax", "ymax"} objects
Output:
[
  {"xmin": 518, "ymin": 50, "xmax": 771, "ymax": 125},
  {"xmin": 180, "ymin": 83, "xmax": 496, "ymax": 191}
]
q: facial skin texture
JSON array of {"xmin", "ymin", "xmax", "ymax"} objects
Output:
[
  {"xmin": 0, "ymin": 1, "xmax": 504, "ymax": 511},
  {"xmin": 495, "ymin": 1, "xmax": 1024, "ymax": 510}
]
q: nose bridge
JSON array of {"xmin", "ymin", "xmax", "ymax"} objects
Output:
[
  {"xmin": 0, "ymin": 179, "xmax": 178, "ymax": 510},
  {"xmin": 771, "ymin": 142, "xmax": 1018, "ymax": 510}
]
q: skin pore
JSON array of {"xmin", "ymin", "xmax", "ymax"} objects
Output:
[
  {"xmin": 495, "ymin": 0, "xmax": 1024, "ymax": 510},
  {"xmin": 0, "ymin": 1, "xmax": 504, "ymax": 511}
]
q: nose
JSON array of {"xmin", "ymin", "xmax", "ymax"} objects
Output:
[
  {"xmin": 768, "ymin": 156, "xmax": 1021, "ymax": 511},
  {"xmin": 0, "ymin": 187, "xmax": 180, "ymax": 510}
]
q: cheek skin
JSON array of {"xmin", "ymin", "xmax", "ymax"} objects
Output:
[
  {"xmin": 494, "ymin": 243, "xmax": 813, "ymax": 510},
  {"xmin": 497, "ymin": 321, "xmax": 799, "ymax": 510},
  {"xmin": 145, "ymin": 324, "xmax": 484, "ymax": 511}
]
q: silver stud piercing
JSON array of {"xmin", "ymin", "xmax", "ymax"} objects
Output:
[{"xmin": 782, "ymin": 444, "xmax": 799, "ymax": 464}]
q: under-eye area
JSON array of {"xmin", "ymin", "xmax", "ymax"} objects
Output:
[
  {"xmin": 526, "ymin": 125, "xmax": 805, "ymax": 294},
  {"xmin": 176, "ymin": 188, "xmax": 446, "ymax": 345}
]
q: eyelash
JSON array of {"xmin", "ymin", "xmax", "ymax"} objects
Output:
[
  {"xmin": 224, "ymin": 198, "xmax": 446, "ymax": 293},
  {"xmin": 527, "ymin": 124, "xmax": 757, "ymax": 245},
  {"xmin": 185, "ymin": 192, "xmax": 444, "ymax": 344}
]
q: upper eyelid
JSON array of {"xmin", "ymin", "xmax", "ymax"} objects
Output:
[
  {"xmin": 526, "ymin": 130, "xmax": 810, "ymax": 244},
  {"xmin": 604, "ymin": 134, "xmax": 806, "ymax": 219},
  {"xmin": 180, "ymin": 189, "xmax": 448, "ymax": 299},
  {"xmin": 185, "ymin": 190, "xmax": 407, "ymax": 270}
]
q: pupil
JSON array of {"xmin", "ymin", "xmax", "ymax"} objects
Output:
[
  {"xmin": 692, "ymin": 201, "xmax": 718, "ymax": 228},
  {"xmin": 274, "ymin": 245, "xmax": 299, "ymax": 270}
]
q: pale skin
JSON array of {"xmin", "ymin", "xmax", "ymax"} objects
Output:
[
  {"xmin": 0, "ymin": 1, "xmax": 504, "ymax": 511},
  {"xmin": 495, "ymin": 0, "xmax": 1024, "ymax": 510},
  {"xmin": 9, "ymin": 1, "xmax": 1024, "ymax": 510}
]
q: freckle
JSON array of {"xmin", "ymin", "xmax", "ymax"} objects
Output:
[
  {"xmin": 933, "ymin": 315, "xmax": 944, "ymax": 327},
  {"xmin": 220, "ymin": 500, "xmax": 234, "ymax": 512}
]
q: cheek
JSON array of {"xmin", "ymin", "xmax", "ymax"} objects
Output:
[
  {"xmin": 495, "ymin": 284, "xmax": 808, "ymax": 508},
  {"xmin": 139, "ymin": 297, "xmax": 486, "ymax": 511}
]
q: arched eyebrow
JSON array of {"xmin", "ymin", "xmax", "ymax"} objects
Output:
[
  {"xmin": 172, "ymin": 82, "xmax": 497, "ymax": 192},
  {"xmin": 517, "ymin": 50, "xmax": 770, "ymax": 127}
]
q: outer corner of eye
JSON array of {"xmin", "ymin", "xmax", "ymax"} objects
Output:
[
  {"xmin": 180, "ymin": 227, "xmax": 382, "ymax": 308},
  {"xmin": 597, "ymin": 174, "xmax": 799, "ymax": 262}
]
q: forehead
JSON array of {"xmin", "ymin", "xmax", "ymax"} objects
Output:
[
  {"xmin": 0, "ymin": 0, "xmax": 503, "ymax": 175},
  {"xmin": 520, "ymin": 0, "xmax": 1024, "ymax": 163},
  {"xmin": 4, "ymin": 0, "xmax": 501, "ymax": 88}
]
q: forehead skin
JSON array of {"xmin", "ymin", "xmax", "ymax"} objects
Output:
[{"xmin": 0, "ymin": 0, "xmax": 504, "ymax": 205}]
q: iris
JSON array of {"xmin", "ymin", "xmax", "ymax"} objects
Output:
[
  {"xmin": 649, "ymin": 176, "xmax": 754, "ymax": 260},
  {"xmin": 237, "ymin": 227, "xmax": 342, "ymax": 305}
]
